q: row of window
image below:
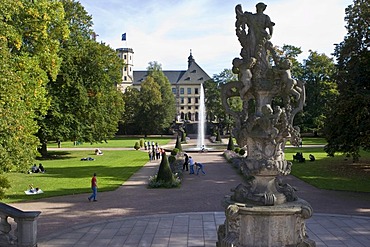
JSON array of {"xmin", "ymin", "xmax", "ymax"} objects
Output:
[
  {"xmin": 179, "ymin": 97, "xmax": 199, "ymax": 104},
  {"xmin": 179, "ymin": 112, "xmax": 201, "ymax": 121},
  {"xmin": 123, "ymin": 66, "xmax": 132, "ymax": 72},
  {"xmin": 172, "ymin": 87, "xmax": 199, "ymax": 95},
  {"xmin": 180, "ymin": 106, "xmax": 199, "ymax": 110},
  {"xmin": 117, "ymin": 54, "xmax": 132, "ymax": 61}
]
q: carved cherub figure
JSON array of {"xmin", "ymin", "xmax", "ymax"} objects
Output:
[
  {"xmin": 257, "ymin": 104, "xmax": 279, "ymax": 140},
  {"xmin": 279, "ymin": 59, "xmax": 302, "ymax": 102},
  {"xmin": 232, "ymin": 57, "xmax": 257, "ymax": 98}
]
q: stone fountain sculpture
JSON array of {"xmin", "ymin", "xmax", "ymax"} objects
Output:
[{"xmin": 217, "ymin": 3, "xmax": 315, "ymax": 247}]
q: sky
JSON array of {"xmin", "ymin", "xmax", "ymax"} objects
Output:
[{"xmin": 78, "ymin": 0, "xmax": 353, "ymax": 76}]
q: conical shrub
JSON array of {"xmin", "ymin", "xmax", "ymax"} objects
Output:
[
  {"xmin": 181, "ymin": 131, "xmax": 186, "ymax": 142},
  {"xmin": 216, "ymin": 129, "xmax": 222, "ymax": 142},
  {"xmin": 156, "ymin": 152, "xmax": 174, "ymax": 183},
  {"xmin": 175, "ymin": 135, "xmax": 182, "ymax": 151},
  {"xmin": 227, "ymin": 135, "xmax": 234, "ymax": 150}
]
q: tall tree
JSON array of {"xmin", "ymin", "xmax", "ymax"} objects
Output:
[
  {"xmin": 122, "ymin": 62, "xmax": 175, "ymax": 135},
  {"xmin": 301, "ymin": 51, "xmax": 338, "ymax": 134},
  {"xmin": 0, "ymin": 0, "xmax": 68, "ymax": 171},
  {"xmin": 121, "ymin": 87, "xmax": 140, "ymax": 133},
  {"xmin": 279, "ymin": 44, "xmax": 304, "ymax": 79},
  {"xmin": 204, "ymin": 69, "xmax": 238, "ymax": 134},
  {"xmin": 324, "ymin": 0, "xmax": 370, "ymax": 162},
  {"xmin": 147, "ymin": 62, "xmax": 176, "ymax": 131},
  {"xmin": 37, "ymin": 0, "xmax": 124, "ymax": 156},
  {"xmin": 135, "ymin": 76, "xmax": 162, "ymax": 135}
]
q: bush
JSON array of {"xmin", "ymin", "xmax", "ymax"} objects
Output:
[
  {"xmin": 234, "ymin": 147, "xmax": 241, "ymax": 153},
  {"xmin": 181, "ymin": 131, "xmax": 186, "ymax": 142},
  {"xmin": 227, "ymin": 135, "xmax": 234, "ymax": 150},
  {"xmin": 169, "ymin": 159, "xmax": 184, "ymax": 176},
  {"xmin": 139, "ymin": 138, "xmax": 144, "ymax": 148},
  {"xmin": 147, "ymin": 153, "xmax": 180, "ymax": 188},
  {"xmin": 171, "ymin": 148, "xmax": 179, "ymax": 156},
  {"xmin": 223, "ymin": 150, "xmax": 239, "ymax": 163},
  {"xmin": 0, "ymin": 176, "xmax": 10, "ymax": 200},
  {"xmin": 156, "ymin": 153, "xmax": 173, "ymax": 182},
  {"xmin": 168, "ymin": 155, "xmax": 176, "ymax": 164},
  {"xmin": 134, "ymin": 142, "xmax": 140, "ymax": 150},
  {"xmin": 148, "ymin": 174, "xmax": 181, "ymax": 188},
  {"xmin": 239, "ymin": 149, "xmax": 246, "ymax": 156}
]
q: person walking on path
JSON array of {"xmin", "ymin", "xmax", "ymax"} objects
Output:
[
  {"xmin": 195, "ymin": 162, "xmax": 206, "ymax": 175},
  {"xmin": 88, "ymin": 173, "xmax": 98, "ymax": 202},
  {"xmin": 183, "ymin": 153, "xmax": 189, "ymax": 171},
  {"xmin": 189, "ymin": 156, "xmax": 195, "ymax": 174}
]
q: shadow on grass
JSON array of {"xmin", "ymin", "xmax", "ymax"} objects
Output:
[
  {"xmin": 37, "ymin": 151, "xmax": 75, "ymax": 160},
  {"xmin": 286, "ymin": 147, "xmax": 370, "ymax": 192}
]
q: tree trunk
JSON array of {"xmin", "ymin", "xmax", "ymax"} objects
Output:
[{"xmin": 39, "ymin": 141, "xmax": 48, "ymax": 157}]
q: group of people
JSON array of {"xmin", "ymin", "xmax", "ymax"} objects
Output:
[
  {"xmin": 144, "ymin": 141, "xmax": 158, "ymax": 150},
  {"xmin": 148, "ymin": 146, "xmax": 165, "ymax": 161},
  {"xmin": 30, "ymin": 163, "xmax": 45, "ymax": 173},
  {"xmin": 183, "ymin": 153, "xmax": 206, "ymax": 175},
  {"xmin": 293, "ymin": 152, "xmax": 315, "ymax": 162}
]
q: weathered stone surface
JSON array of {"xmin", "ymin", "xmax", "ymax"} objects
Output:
[
  {"xmin": 217, "ymin": 199, "xmax": 315, "ymax": 247},
  {"xmin": 221, "ymin": 1, "xmax": 305, "ymax": 207},
  {"xmin": 218, "ymin": 2, "xmax": 315, "ymax": 246}
]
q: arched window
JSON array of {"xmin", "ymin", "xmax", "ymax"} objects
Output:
[
  {"xmin": 195, "ymin": 112, "xmax": 199, "ymax": 121},
  {"xmin": 180, "ymin": 112, "xmax": 185, "ymax": 120},
  {"xmin": 187, "ymin": 112, "xmax": 191, "ymax": 121}
]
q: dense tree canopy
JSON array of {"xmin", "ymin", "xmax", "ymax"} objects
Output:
[
  {"xmin": 204, "ymin": 69, "xmax": 238, "ymax": 134},
  {"xmin": 0, "ymin": 0, "xmax": 68, "ymax": 172},
  {"xmin": 324, "ymin": 0, "xmax": 370, "ymax": 161},
  {"xmin": 301, "ymin": 51, "xmax": 338, "ymax": 133},
  {"xmin": 37, "ymin": 0, "xmax": 124, "ymax": 156},
  {"xmin": 121, "ymin": 62, "xmax": 176, "ymax": 135}
]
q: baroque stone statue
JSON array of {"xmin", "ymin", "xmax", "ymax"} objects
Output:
[
  {"xmin": 221, "ymin": 2, "xmax": 305, "ymax": 206},
  {"xmin": 218, "ymin": 3, "xmax": 315, "ymax": 246}
]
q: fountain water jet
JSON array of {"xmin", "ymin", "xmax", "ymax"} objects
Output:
[{"xmin": 196, "ymin": 83, "xmax": 206, "ymax": 149}]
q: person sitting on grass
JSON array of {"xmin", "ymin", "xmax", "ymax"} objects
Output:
[
  {"xmin": 39, "ymin": 163, "xmax": 45, "ymax": 173},
  {"xmin": 29, "ymin": 184, "xmax": 40, "ymax": 193},
  {"xmin": 309, "ymin": 154, "xmax": 315, "ymax": 162},
  {"xmin": 95, "ymin": 148, "xmax": 103, "ymax": 155},
  {"xmin": 31, "ymin": 164, "xmax": 39, "ymax": 173}
]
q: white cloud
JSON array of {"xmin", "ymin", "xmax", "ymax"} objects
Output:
[{"xmin": 79, "ymin": 0, "xmax": 352, "ymax": 75}]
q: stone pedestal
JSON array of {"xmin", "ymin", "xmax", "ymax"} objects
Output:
[{"xmin": 217, "ymin": 198, "xmax": 316, "ymax": 247}]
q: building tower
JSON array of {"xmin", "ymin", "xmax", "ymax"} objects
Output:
[{"xmin": 116, "ymin": 48, "xmax": 134, "ymax": 92}]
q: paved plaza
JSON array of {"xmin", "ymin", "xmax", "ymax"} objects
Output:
[
  {"xmin": 11, "ymin": 139, "xmax": 370, "ymax": 247},
  {"xmin": 38, "ymin": 212, "xmax": 370, "ymax": 247}
]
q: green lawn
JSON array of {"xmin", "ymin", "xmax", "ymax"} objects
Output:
[
  {"xmin": 286, "ymin": 137, "xmax": 327, "ymax": 145},
  {"xmin": 3, "ymin": 150, "xmax": 148, "ymax": 203},
  {"xmin": 3, "ymin": 136, "xmax": 369, "ymax": 203},
  {"xmin": 47, "ymin": 136, "xmax": 172, "ymax": 148},
  {"xmin": 286, "ymin": 147, "xmax": 370, "ymax": 192}
]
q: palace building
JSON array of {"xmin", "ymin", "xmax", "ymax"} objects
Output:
[{"xmin": 116, "ymin": 48, "xmax": 211, "ymax": 122}]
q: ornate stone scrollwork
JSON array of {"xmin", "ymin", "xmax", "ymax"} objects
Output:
[{"xmin": 218, "ymin": 2, "xmax": 315, "ymax": 246}]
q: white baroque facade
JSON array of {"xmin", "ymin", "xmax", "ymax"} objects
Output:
[{"xmin": 117, "ymin": 48, "xmax": 211, "ymax": 122}]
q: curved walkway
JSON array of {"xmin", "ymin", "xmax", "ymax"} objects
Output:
[{"xmin": 11, "ymin": 140, "xmax": 370, "ymax": 246}]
